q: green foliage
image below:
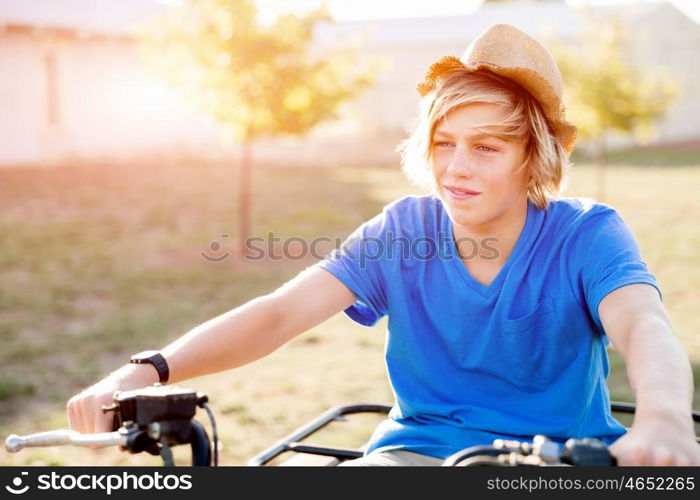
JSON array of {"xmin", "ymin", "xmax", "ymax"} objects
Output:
[
  {"xmin": 0, "ymin": 377, "xmax": 35, "ymax": 401},
  {"xmin": 551, "ymin": 13, "xmax": 681, "ymax": 143},
  {"xmin": 137, "ymin": 0, "xmax": 378, "ymax": 142}
]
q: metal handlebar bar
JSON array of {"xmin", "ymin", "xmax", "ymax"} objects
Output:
[
  {"xmin": 6, "ymin": 397, "xmax": 698, "ymax": 467},
  {"xmin": 5, "ymin": 429, "xmax": 127, "ymax": 452},
  {"xmin": 4, "ymin": 385, "xmax": 218, "ymax": 467},
  {"xmin": 442, "ymin": 434, "xmax": 617, "ymax": 467},
  {"xmin": 442, "ymin": 405, "xmax": 700, "ymax": 467}
]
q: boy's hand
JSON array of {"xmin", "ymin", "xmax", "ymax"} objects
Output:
[
  {"xmin": 67, "ymin": 364, "xmax": 159, "ymax": 435},
  {"xmin": 609, "ymin": 414, "xmax": 700, "ymax": 466}
]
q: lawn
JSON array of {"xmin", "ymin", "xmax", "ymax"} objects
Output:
[{"xmin": 1, "ymin": 152, "xmax": 699, "ymax": 465}]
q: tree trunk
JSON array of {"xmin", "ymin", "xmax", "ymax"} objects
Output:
[
  {"xmin": 238, "ymin": 138, "xmax": 253, "ymax": 259},
  {"xmin": 595, "ymin": 133, "xmax": 607, "ymax": 202}
]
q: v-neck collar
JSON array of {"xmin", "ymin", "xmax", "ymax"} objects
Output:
[{"xmin": 441, "ymin": 198, "xmax": 537, "ymax": 298}]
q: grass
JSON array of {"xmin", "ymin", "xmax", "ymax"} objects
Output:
[
  {"xmin": 0, "ymin": 149, "xmax": 699, "ymax": 465},
  {"xmin": 571, "ymin": 144, "xmax": 700, "ymax": 167}
]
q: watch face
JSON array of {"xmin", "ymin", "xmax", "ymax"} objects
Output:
[{"xmin": 131, "ymin": 350, "xmax": 159, "ymax": 361}]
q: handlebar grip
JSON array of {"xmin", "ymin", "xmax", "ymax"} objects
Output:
[
  {"xmin": 562, "ymin": 437, "xmax": 616, "ymax": 466},
  {"xmin": 4, "ymin": 434, "xmax": 26, "ymax": 453},
  {"xmin": 5, "ymin": 430, "xmax": 127, "ymax": 452},
  {"xmin": 5, "ymin": 430, "xmax": 75, "ymax": 452}
]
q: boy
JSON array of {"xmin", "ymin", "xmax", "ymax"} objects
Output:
[{"xmin": 68, "ymin": 24, "xmax": 699, "ymax": 466}]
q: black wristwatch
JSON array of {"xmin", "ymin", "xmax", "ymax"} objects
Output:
[{"xmin": 130, "ymin": 350, "xmax": 169, "ymax": 384}]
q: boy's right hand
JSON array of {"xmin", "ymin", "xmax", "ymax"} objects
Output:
[{"xmin": 66, "ymin": 364, "xmax": 159, "ymax": 434}]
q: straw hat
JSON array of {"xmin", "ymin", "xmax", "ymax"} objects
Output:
[{"xmin": 417, "ymin": 23, "xmax": 577, "ymax": 156}]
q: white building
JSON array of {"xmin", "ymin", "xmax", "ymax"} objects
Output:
[
  {"xmin": 1, "ymin": 0, "xmax": 698, "ymax": 167},
  {"xmin": 316, "ymin": 0, "xmax": 700, "ymax": 162},
  {"xmin": 0, "ymin": 0, "xmax": 223, "ymax": 167}
]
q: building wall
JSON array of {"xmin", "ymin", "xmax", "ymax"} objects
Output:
[
  {"xmin": 629, "ymin": 4, "xmax": 700, "ymax": 145},
  {"xmin": 0, "ymin": 31, "xmax": 46, "ymax": 164},
  {"xmin": 0, "ymin": 28, "xmax": 224, "ymax": 166}
]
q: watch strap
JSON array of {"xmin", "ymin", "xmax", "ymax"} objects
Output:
[{"xmin": 130, "ymin": 352, "xmax": 169, "ymax": 384}]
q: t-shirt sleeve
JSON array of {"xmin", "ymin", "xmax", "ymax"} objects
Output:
[
  {"xmin": 579, "ymin": 207, "xmax": 663, "ymax": 334},
  {"xmin": 314, "ymin": 210, "xmax": 391, "ymax": 327}
]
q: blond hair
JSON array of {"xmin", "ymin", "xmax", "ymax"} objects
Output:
[{"xmin": 397, "ymin": 69, "xmax": 571, "ymax": 209}]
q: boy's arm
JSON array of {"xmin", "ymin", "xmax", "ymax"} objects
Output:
[
  {"xmin": 162, "ymin": 266, "xmax": 355, "ymax": 383},
  {"xmin": 67, "ymin": 266, "xmax": 355, "ymax": 434},
  {"xmin": 599, "ymin": 283, "xmax": 700, "ymax": 465}
]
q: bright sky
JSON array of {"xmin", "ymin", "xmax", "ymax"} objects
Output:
[
  {"xmin": 327, "ymin": 0, "xmax": 700, "ymax": 24},
  {"xmin": 156, "ymin": 0, "xmax": 700, "ymax": 25}
]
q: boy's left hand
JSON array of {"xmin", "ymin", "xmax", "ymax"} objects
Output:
[{"xmin": 609, "ymin": 417, "xmax": 700, "ymax": 466}]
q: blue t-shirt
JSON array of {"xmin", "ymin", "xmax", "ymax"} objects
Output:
[{"xmin": 315, "ymin": 194, "xmax": 662, "ymax": 459}]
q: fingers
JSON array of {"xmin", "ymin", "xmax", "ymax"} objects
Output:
[
  {"xmin": 67, "ymin": 390, "xmax": 115, "ymax": 434},
  {"xmin": 612, "ymin": 443, "xmax": 700, "ymax": 466},
  {"xmin": 665, "ymin": 444, "xmax": 700, "ymax": 467},
  {"xmin": 93, "ymin": 403, "xmax": 112, "ymax": 434},
  {"xmin": 66, "ymin": 396, "xmax": 76, "ymax": 430},
  {"xmin": 647, "ymin": 445, "xmax": 700, "ymax": 466},
  {"xmin": 614, "ymin": 448, "xmax": 648, "ymax": 466},
  {"xmin": 67, "ymin": 394, "xmax": 85, "ymax": 433},
  {"xmin": 651, "ymin": 446, "xmax": 675, "ymax": 466},
  {"xmin": 609, "ymin": 439, "xmax": 650, "ymax": 466},
  {"xmin": 65, "ymin": 366, "xmax": 156, "ymax": 436}
]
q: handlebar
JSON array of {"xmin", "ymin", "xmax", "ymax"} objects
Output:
[
  {"xmin": 4, "ymin": 385, "xmax": 218, "ymax": 467},
  {"xmin": 443, "ymin": 406, "xmax": 700, "ymax": 467},
  {"xmin": 443, "ymin": 434, "xmax": 617, "ymax": 467},
  {"xmin": 5, "ymin": 429, "xmax": 127, "ymax": 452},
  {"xmin": 6, "ymin": 396, "xmax": 698, "ymax": 467}
]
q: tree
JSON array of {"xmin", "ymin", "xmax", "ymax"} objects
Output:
[
  {"xmin": 138, "ymin": 0, "xmax": 378, "ymax": 257},
  {"xmin": 550, "ymin": 13, "xmax": 680, "ymax": 201}
]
